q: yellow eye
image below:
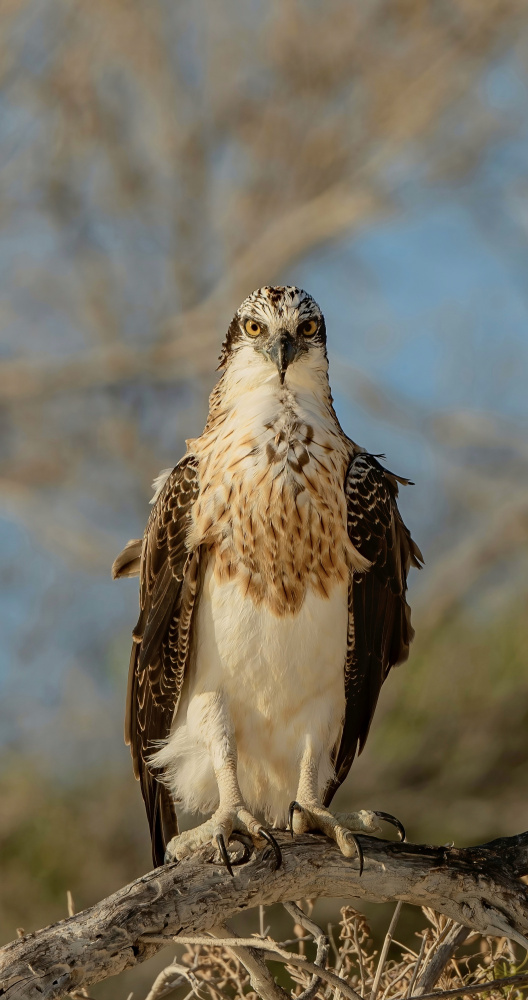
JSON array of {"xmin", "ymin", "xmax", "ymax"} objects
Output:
[
  {"xmin": 300, "ymin": 319, "xmax": 318, "ymax": 337},
  {"xmin": 245, "ymin": 319, "xmax": 262, "ymax": 337}
]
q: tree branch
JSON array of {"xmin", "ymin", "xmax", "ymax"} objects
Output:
[
  {"xmin": 414, "ymin": 922, "xmax": 470, "ymax": 996},
  {"xmin": 209, "ymin": 923, "xmax": 290, "ymax": 1000},
  {"xmin": 1, "ymin": 832, "xmax": 528, "ymax": 1000}
]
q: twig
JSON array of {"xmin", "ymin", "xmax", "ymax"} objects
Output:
[
  {"xmin": 210, "ymin": 923, "xmax": 289, "ymax": 1000},
  {"xmin": 142, "ymin": 935, "xmax": 361, "ymax": 1000},
  {"xmin": 328, "ymin": 925, "xmax": 340, "ymax": 965},
  {"xmin": 353, "ymin": 918, "xmax": 367, "ymax": 995},
  {"xmin": 380, "ymin": 963, "xmax": 414, "ymax": 999},
  {"xmin": 143, "ymin": 962, "xmax": 202, "ymax": 1000},
  {"xmin": 406, "ymin": 933, "xmax": 428, "ymax": 998},
  {"xmin": 408, "ymin": 970, "xmax": 528, "ymax": 1000},
  {"xmin": 283, "ymin": 902, "xmax": 329, "ymax": 1000},
  {"xmin": 370, "ymin": 901, "xmax": 403, "ymax": 1000}
]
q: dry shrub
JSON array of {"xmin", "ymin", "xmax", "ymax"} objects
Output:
[{"xmin": 141, "ymin": 901, "xmax": 528, "ymax": 1000}]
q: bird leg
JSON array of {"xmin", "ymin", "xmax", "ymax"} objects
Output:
[
  {"xmin": 164, "ymin": 693, "xmax": 281, "ymax": 872},
  {"xmin": 289, "ymin": 743, "xmax": 404, "ymax": 870}
]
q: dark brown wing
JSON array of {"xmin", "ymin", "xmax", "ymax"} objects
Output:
[
  {"xmin": 324, "ymin": 452, "xmax": 423, "ymax": 806},
  {"xmin": 122, "ymin": 454, "xmax": 200, "ymax": 866}
]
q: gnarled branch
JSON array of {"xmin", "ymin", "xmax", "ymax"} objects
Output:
[{"xmin": 1, "ymin": 831, "xmax": 528, "ymax": 1000}]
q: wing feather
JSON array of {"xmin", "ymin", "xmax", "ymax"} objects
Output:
[
  {"xmin": 119, "ymin": 453, "xmax": 200, "ymax": 866},
  {"xmin": 111, "ymin": 538, "xmax": 142, "ymax": 579},
  {"xmin": 325, "ymin": 453, "xmax": 422, "ymax": 806}
]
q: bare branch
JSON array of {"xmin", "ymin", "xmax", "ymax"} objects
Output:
[
  {"xmin": 2, "ymin": 832, "xmax": 528, "ymax": 999},
  {"xmin": 144, "ymin": 935, "xmax": 360, "ymax": 1000},
  {"xmin": 406, "ymin": 932, "xmax": 428, "ymax": 998},
  {"xmin": 283, "ymin": 902, "xmax": 329, "ymax": 1000},
  {"xmin": 143, "ymin": 960, "xmax": 203, "ymax": 1000},
  {"xmin": 409, "ymin": 970, "xmax": 528, "ymax": 1000},
  {"xmin": 414, "ymin": 923, "xmax": 470, "ymax": 996},
  {"xmin": 209, "ymin": 923, "xmax": 290, "ymax": 1000}
]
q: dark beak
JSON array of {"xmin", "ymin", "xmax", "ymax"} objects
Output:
[{"xmin": 267, "ymin": 332, "xmax": 298, "ymax": 384}]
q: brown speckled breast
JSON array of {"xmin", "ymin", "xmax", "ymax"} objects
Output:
[{"xmin": 187, "ymin": 395, "xmax": 359, "ymax": 617}]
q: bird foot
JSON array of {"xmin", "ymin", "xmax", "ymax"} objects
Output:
[
  {"xmin": 288, "ymin": 802, "xmax": 405, "ymax": 873},
  {"xmin": 164, "ymin": 805, "xmax": 282, "ymax": 874}
]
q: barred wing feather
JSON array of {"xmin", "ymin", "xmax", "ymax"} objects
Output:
[
  {"xmin": 325, "ymin": 453, "xmax": 423, "ymax": 806},
  {"xmin": 119, "ymin": 454, "xmax": 200, "ymax": 866}
]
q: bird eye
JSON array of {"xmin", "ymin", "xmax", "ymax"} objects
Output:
[
  {"xmin": 245, "ymin": 319, "xmax": 262, "ymax": 337},
  {"xmin": 299, "ymin": 319, "xmax": 318, "ymax": 337}
]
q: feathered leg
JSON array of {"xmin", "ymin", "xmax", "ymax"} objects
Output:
[{"xmin": 163, "ymin": 692, "xmax": 281, "ymax": 871}]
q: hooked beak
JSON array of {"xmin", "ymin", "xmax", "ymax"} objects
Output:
[{"xmin": 266, "ymin": 332, "xmax": 298, "ymax": 384}]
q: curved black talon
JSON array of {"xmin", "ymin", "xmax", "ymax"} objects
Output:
[
  {"xmin": 216, "ymin": 833, "xmax": 234, "ymax": 876},
  {"xmin": 288, "ymin": 800, "xmax": 302, "ymax": 837},
  {"xmin": 260, "ymin": 828, "xmax": 282, "ymax": 869},
  {"xmin": 350, "ymin": 834, "xmax": 364, "ymax": 876},
  {"xmin": 227, "ymin": 833, "xmax": 252, "ymax": 867},
  {"xmin": 374, "ymin": 811, "xmax": 406, "ymax": 843}
]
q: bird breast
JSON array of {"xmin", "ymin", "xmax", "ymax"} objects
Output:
[
  {"xmin": 187, "ymin": 383, "xmax": 360, "ymax": 616},
  {"xmin": 192, "ymin": 559, "xmax": 349, "ymax": 822}
]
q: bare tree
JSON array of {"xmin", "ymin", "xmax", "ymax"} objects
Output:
[{"xmin": 1, "ymin": 0, "xmax": 527, "ymax": 572}]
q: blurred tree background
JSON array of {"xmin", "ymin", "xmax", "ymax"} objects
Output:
[{"xmin": 1, "ymin": 0, "xmax": 528, "ymax": 995}]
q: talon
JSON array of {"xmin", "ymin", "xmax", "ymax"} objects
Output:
[
  {"xmin": 260, "ymin": 829, "xmax": 282, "ymax": 869},
  {"xmin": 228, "ymin": 833, "xmax": 252, "ymax": 866},
  {"xmin": 350, "ymin": 834, "xmax": 364, "ymax": 876},
  {"xmin": 288, "ymin": 800, "xmax": 302, "ymax": 837},
  {"xmin": 216, "ymin": 833, "xmax": 234, "ymax": 876},
  {"xmin": 374, "ymin": 811, "xmax": 406, "ymax": 842},
  {"xmin": 164, "ymin": 848, "xmax": 176, "ymax": 865}
]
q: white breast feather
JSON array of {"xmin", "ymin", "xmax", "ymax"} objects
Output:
[{"xmin": 151, "ymin": 559, "xmax": 349, "ymax": 824}]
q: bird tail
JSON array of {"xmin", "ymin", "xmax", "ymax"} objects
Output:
[
  {"xmin": 125, "ymin": 642, "xmax": 179, "ymax": 868},
  {"xmin": 149, "ymin": 781, "xmax": 179, "ymax": 868}
]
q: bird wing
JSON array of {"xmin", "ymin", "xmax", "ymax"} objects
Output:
[
  {"xmin": 324, "ymin": 452, "xmax": 423, "ymax": 806},
  {"xmin": 120, "ymin": 453, "xmax": 200, "ymax": 866}
]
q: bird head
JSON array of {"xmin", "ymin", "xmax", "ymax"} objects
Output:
[{"xmin": 219, "ymin": 286, "xmax": 327, "ymax": 386}]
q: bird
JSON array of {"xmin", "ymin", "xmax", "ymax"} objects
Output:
[{"xmin": 113, "ymin": 285, "xmax": 422, "ymax": 873}]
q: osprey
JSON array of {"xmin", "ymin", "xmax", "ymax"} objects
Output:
[{"xmin": 113, "ymin": 286, "xmax": 422, "ymax": 872}]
